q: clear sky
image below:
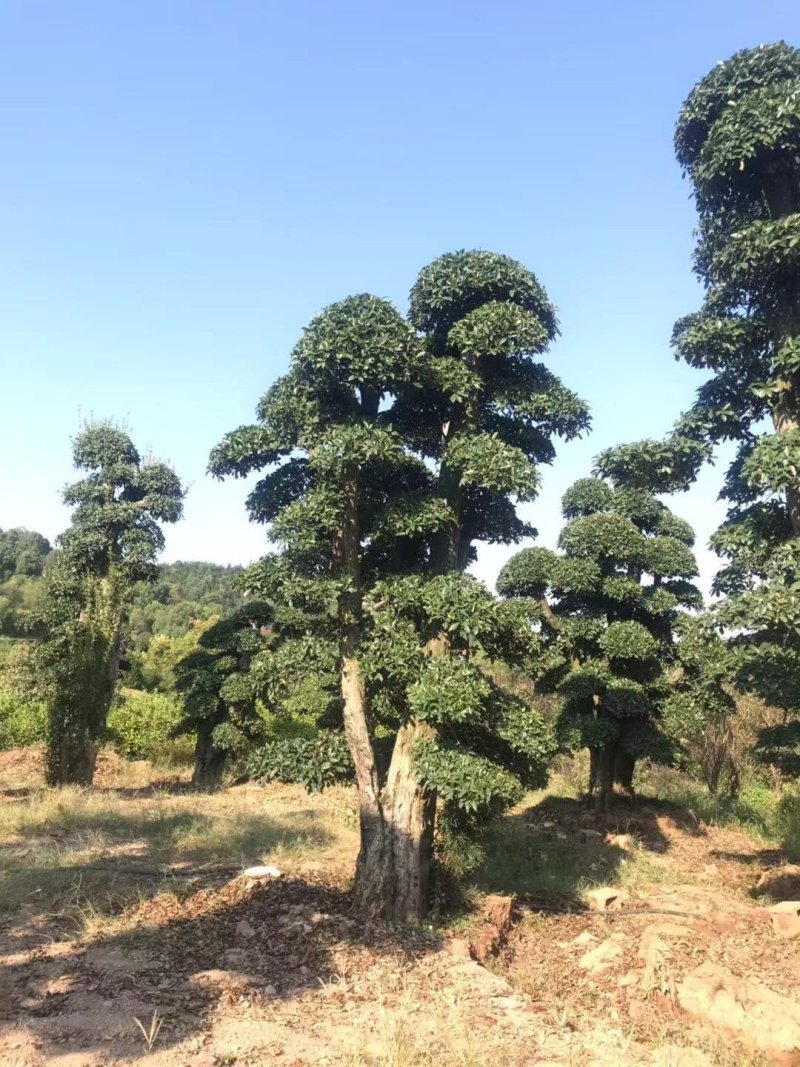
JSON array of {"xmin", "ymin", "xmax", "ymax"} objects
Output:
[{"xmin": 1, "ymin": 1, "xmax": 798, "ymax": 594}]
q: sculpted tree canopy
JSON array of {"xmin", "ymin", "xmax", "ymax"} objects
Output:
[
  {"xmin": 499, "ymin": 461, "xmax": 702, "ymax": 811},
  {"xmin": 32, "ymin": 423, "xmax": 184, "ymax": 786},
  {"xmin": 211, "ymin": 251, "xmax": 588, "ymax": 921},
  {"xmin": 667, "ymin": 43, "xmax": 800, "ymax": 763}
]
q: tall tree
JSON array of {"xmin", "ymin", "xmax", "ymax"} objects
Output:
[
  {"xmin": 212, "ymin": 251, "xmax": 588, "ymax": 921},
  {"xmin": 34, "ymin": 423, "xmax": 184, "ymax": 785},
  {"xmin": 498, "ymin": 469, "xmax": 702, "ymax": 811},
  {"xmin": 668, "ymin": 43, "xmax": 800, "ymax": 760}
]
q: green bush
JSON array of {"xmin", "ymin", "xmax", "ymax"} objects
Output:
[
  {"xmin": 776, "ymin": 784, "xmax": 800, "ymax": 861},
  {"xmin": 246, "ymin": 732, "xmax": 353, "ymax": 792},
  {"xmin": 0, "ymin": 689, "xmax": 48, "ymax": 749},
  {"xmin": 107, "ymin": 691, "xmax": 193, "ymax": 764}
]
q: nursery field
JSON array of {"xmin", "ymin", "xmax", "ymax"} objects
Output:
[{"xmin": 1, "ymin": 748, "xmax": 798, "ymax": 1067}]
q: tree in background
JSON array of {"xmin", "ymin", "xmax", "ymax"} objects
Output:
[
  {"xmin": 666, "ymin": 43, "xmax": 800, "ymax": 771},
  {"xmin": 212, "ymin": 251, "xmax": 587, "ymax": 921},
  {"xmin": 498, "ymin": 467, "xmax": 702, "ymax": 811},
  {"xmin": 32, "ymin": 423, "xmax": 184, "ymax": 785},
  {"xmin": 662, "ymin": 613, "xmax": 737, "ymax": 795},
  {"xmin": 0, "ymin": 528, "xmax": 51, "ymax": 580},
  {"xmin": 173, "ymin": 602, "xmax": 272, "ymax": 788}
]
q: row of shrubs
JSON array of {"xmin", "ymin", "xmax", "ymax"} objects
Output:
[{"xmin": 0, "ymin": 686, "xmax": 354, "ymax": 788}]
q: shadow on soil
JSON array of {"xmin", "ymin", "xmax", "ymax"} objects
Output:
[
  {"xmin": 0, "ymin": 872, "xmax": 439, "ymax": 1062},
  {"xmin": 471, "ymin": 792, "xmax": 681, "ymax": 906}
]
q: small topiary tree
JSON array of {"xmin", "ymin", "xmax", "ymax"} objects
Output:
[
  {"xmin": 173, "ymin": 601, "xmax": 273, "ymax": 788},
  {"xmin": 33, "ymin": 423, "xmax": 184, "ymax": 785},
  {"xmin": 498, "ymin": 469, "xmax": 703, "ymax": 811}
]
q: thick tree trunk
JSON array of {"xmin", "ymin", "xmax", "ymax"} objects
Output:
[{"xmin": 352, "ymin": 719, "xmax": 436, "ymax": 923}]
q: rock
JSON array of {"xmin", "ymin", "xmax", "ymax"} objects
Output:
[
  {"xmin": 768, "ymin": 901, "xmax": 800, "ymax": 939},
  {"xmin": 240, "ymin": 864, "xmax": 282, "ymax": 880},
  {"xmin": 443, "ymin": 937, "xmax": 472, "ymax": 959},
  {"xmin": 757, "ymin": 866, "xmax": 800, "ymax": 902},
  {"xmin": 571, "ymin": 930, "xmax": 597, "ymax": 947},
  {"xmin": 605, "ymin": 832, "xmax": 634, "ymax": 852},
  {"xmin": 190, "ymin": 969, "xmax": 266, "ymax": 994},
  {"xmin": 235, "ymin": 919, "xmax": 257, "ymax": 941},
  {"xmin": 678, "ymin": 962, "xmax": 800, "ymax": 1057},
  {"xmin": 651, "ymin": 1045, "xmax": 714, "ymax": 1066},
  {"xmin": 586, "ymin": 886, "xmax": 629, "ymax": 911},
  {"xmin": 578, "ymin": 938, "xmax": 623, "ymax": 973},
  {"xmin": 469, "ymin": 894, "xmax": 515, "ymax": 963},
  {"xmin": 580, "ymin": 829, "xmax": 604, "ymax": 843}
]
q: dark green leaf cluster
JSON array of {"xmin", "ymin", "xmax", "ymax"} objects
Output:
[{"xmin": 246, "ymin": 732, "xmax": 354, "ymax": 792}]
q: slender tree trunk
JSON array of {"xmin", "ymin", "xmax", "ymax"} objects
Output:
[
  {"xmin": 192, "ymin": 705, "xmax": 228, "ymax": 789},
  {"xmin": 613, "ymin": 749, "xmax": 635, "ymax": 790},
  {"xmin": 593, "ymin": 743, "xmax": 616, "ymax": 813}
]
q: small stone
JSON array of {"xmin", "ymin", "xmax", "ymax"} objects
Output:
[
  {"xmin": 262, "ymin": 984, "xmax": 277, "ymax": 996},
  {"xmin": 586, "ymin": 886, "xmax": 629, "ymax": 911},
  {"xmin": 240, "ymin": 865, "xmax": 282, "ymax": 880},
  {"xmin": 444, "ymin": 937, "xmax": 472, "ymax": 959},
  {"xmin": 605, "ymin": 833, "xmax": 634, "ymax": 852},
  {"xmin": 580, "ymin": 829, "xmax": 603, "ymax": 842},
  {"xmin": 768, "ymin": 900, "xmax": 800, "ymax": 939},
  {"xmin": 578, "ymin": 938, "xmax": 623, "ymax": 973},
  {"xmin": 235, "ymin": 919, "xmax": 257, "ymax": 941}
]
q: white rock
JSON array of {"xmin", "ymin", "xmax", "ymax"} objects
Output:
[{"xmin": 241, "ymin": 865, "xmax": 283, "ymax": 879}]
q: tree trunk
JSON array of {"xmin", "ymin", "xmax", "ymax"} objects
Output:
[
  {"xmin": 593, "ymin": 743, "xmax": 616, "ymax": 813},
  {"xmin": 613, "ymin": 749, "xmax": 635, "ymax": 790},
  {"xmin": 352, "ymin": 719, "xmax": 436, "ymax": 923},
  {"xmin": 192, "ymin": 710, "xmax": 228, "ymax": 790},
  {"xmin": 45, "ymin": 579, "xmax": 123, "ymax": 787}
]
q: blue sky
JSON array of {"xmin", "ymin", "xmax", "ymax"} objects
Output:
[{"xmin": 1, "ymin": 1, "xmax": 797, "ymax": 593}]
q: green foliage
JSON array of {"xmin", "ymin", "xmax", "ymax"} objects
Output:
[
  {"xmin": 107, "ymin": 691, "xmax": 191, "ymax": 763},
  {"xmin": 0, "ymin": 528, "xmax": 51, "ymax": 580},
  {"xmin": 246, "ymin": 732, "xmax": 354, "ymax": 792},
  {"xmin": 0, "ymin": 689, "xmax": 48, "ymax": 749}
]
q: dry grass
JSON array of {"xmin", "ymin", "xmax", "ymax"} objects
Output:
[{"xmin": 0, "ymin": 752, "xmax": 359, "ymax": 931}]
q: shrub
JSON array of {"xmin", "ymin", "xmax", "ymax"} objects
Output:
[
  {"xmin": 0, "ymin": 689, "xmax": 48, "ymax": 749},
  {"xmin": 107, "ymin": 691, "xmax": 193, "ymax": 764},
  {"xmin": 246, "ymin": 732, "xmax": 354, "ymax": 792},
  {"xmin": 776, "ymin": 784, "xmax": 800, "ymax": 861}
]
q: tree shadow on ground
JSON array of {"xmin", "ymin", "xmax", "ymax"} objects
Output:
[
  {"xmin": 0, "ymin": 871, "xmax": 439, "ymax": 1064},
  {"xmin": 470, "ymin": 792, "xmax": 673, "ymax": 908},
  {"xmin": 0, "ymin": 805, "xmax": 336, "ymax": 926}
]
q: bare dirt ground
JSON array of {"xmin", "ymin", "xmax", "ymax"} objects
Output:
[{"xmin": 0, "ymin": 748, "xmax": 798, "ymax": 1067}]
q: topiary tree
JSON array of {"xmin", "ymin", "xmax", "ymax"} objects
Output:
[
  {"xmin": 498, "ymin": 467, "xmax": 702, "ymax": 811},
  {"xmin": 173, "ymin": 602, "xmax": 273, "ymax": 788},
  {"xmin": 33, "ymin": 423, "xmax": 184, "ymax": 785},
  {"xmin": 212, "ymin": 252, "xmax": 588, "ymax": 921},
  {"xmin": 665, "ymin": 43, "xmax": 800, "ymax": 766}
]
